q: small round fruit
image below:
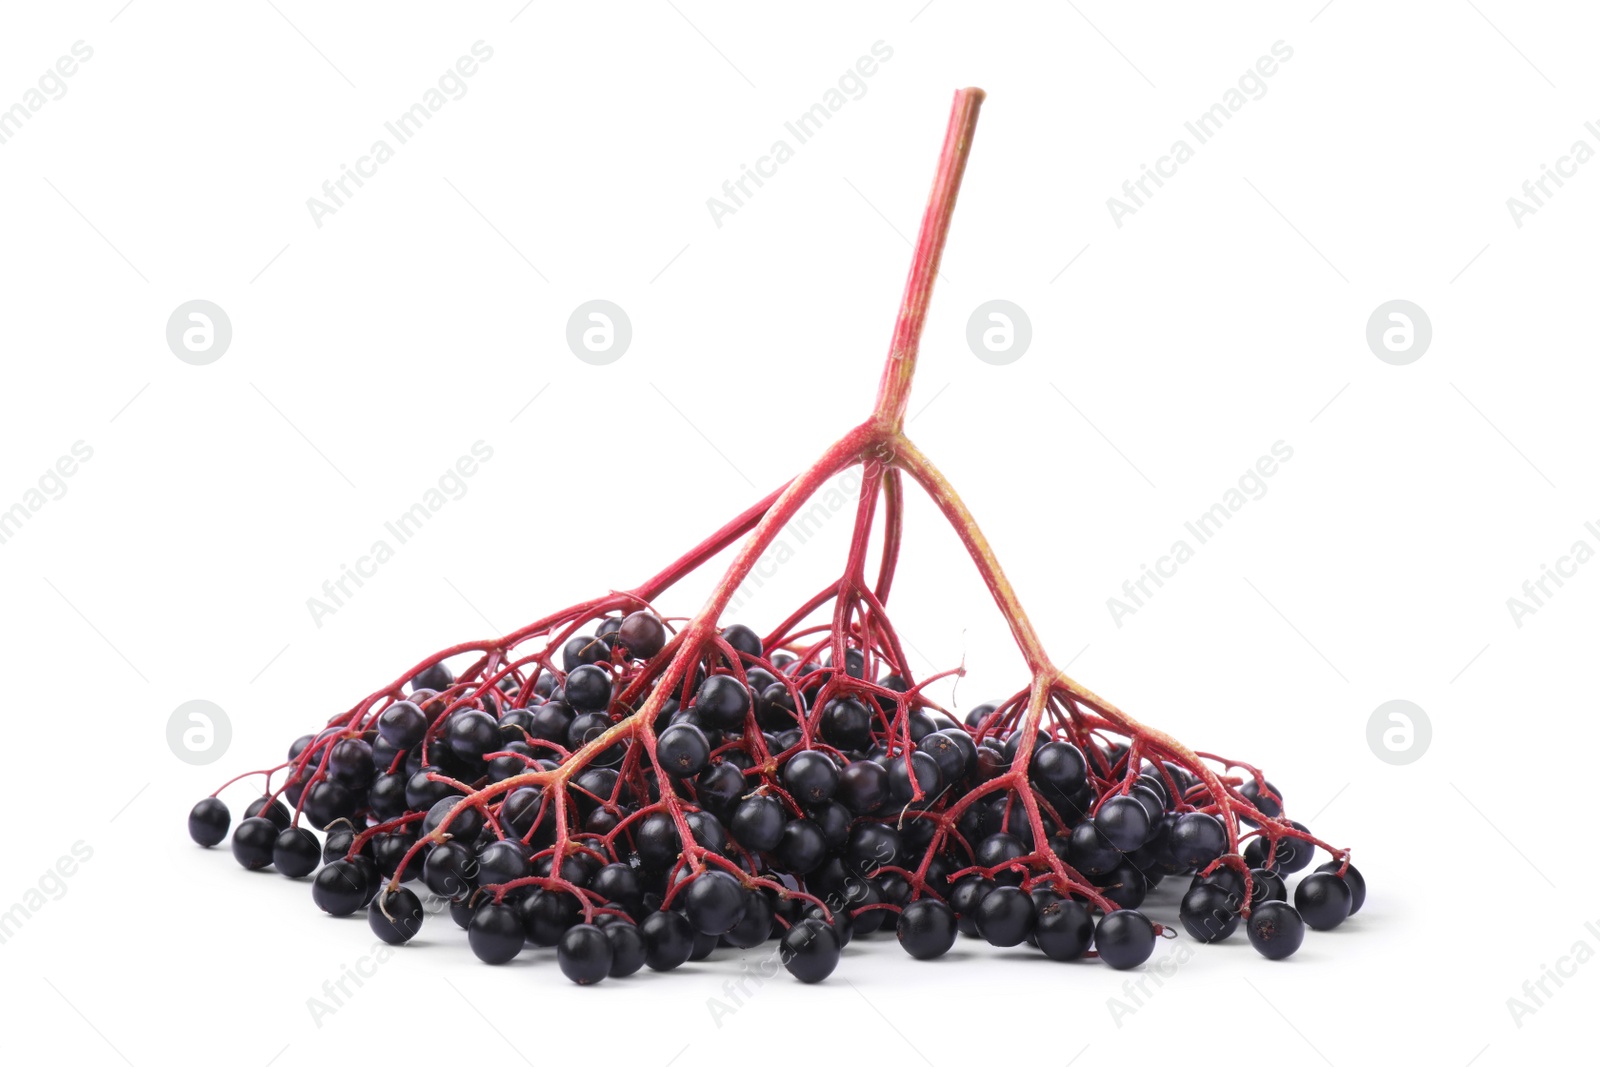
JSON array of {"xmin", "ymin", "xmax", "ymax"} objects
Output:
[
  {"xmin": 1095, "ymin": 910, "xmax": 1156, "ymax": 969},
  {"xmin": 640, "ymin": 910, "xmax": 695, "ymax": 971},
  {"xmin": 1179, "ymin": 884, "xmax": 1241, "ymax": 943},
  {"xmin": 272, "ymin": 827, "xmax": 321, "ymax": 879},
  {"xmin": 605, "ymin": 922, "xmax": 647, "ymax": 977},
  {"xmin": 1293, "ymin": 871, "xmax": 1352, "ymax": 930},
  {"xmin": 658, "ymin": 723, "xmax": 711, "ymax": 778},
  {"xmin": 188, "ymin": 798, "xmax": 230, "ymax": 847},
  {"xmin": 564, "ymin": 664, "xmax": 613, "ymax": 712},
  {"xmin": 782, "ymin": 751, "xmax": 838, "ymax": 805},
  {"xmin": 468, "ymin": 903, "xmax": 524, "ymax": 964},
  {"xmin": 368, "ymin": 887, "xmax": 424, "ymax": 945},
  {"xmin": 557, "ymin": 923, "xmax": 613, "ymax": 985},
  {"xmin": 1034, "ymin": 896, "xmax": 1094, "ymax": 961},
  {"xmin": 377, "ymin": 700, "xmax": 427, "ymax": 750},
  {"xmin": 731, "ymin": 795, "xmax": 787, "ymax": 852},
  {"xmin": 230, "ymin": 817, "xmax": 278, "ymax": 871},
  {"xmin": 617, "ymin": 611, "xmax": 666, "ymax": 659},
  {"xmin": 683, "ymin": 870, "xmax": 747, "ymax": 936},
  {"xmin": 1315, "ymin": 860, "xmax": 1367, "ymax": 914},
  {"xmin": 1094, "ymin": 795, "xmax": 1151, "ymax": 852},
  {"xmin": 1168, "ymin": 812, "xmax": 1227, "ymax": 870},
  {"xmin": 1247, "ymin": 900, "xmax": 1306, "ymax": 959},
  {"xmin": 975, "ymin": 885, "xmax": 1036, "ymax": 947},
  {"xmin": 780, "ymin": 917, "xmax": 842, "ymax": 983},
  {"xmin": 897, "ymin": 899, "xmax": 958, "ymax": 960},
  {"xmin": 312, "ymin": 859, "xmax": 369, "ymax": 916}
]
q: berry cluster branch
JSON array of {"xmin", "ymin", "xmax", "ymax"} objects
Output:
[{"xmin": 194, "ymin": 87, "xmax": 1362, "ymax": 983}]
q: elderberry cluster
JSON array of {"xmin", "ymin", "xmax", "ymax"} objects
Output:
[{"xmin": 190, "ymin": 608, "xmax": 1363, "ymax": 985}]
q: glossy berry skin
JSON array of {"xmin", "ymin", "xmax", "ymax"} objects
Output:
[
  {"xmin": 616, "ymin": 611, "xmax": 666, "ymax": 659},
  {"xmin": 1065, "ymin": 821, "xmax": 1121, "ymax": 876},
  {"xmin": 562, "ymin": 634, "xmax": 609, "ymax": 671},
  {"xmin": 368, "ymin": 887, "xmax": 424, "ymax": 945},
  {"xmin": 1179, "ymin": 884, "xmax": 1241, "ymax": 943},
  {"xmin": 640, "ymin": 910, "xmax": 695, "ymax": 971},
  {"xmin": 695, "ymin": 674, "xmax": 751, "ymax": 730},
  {"xmin": 657, "ymin": 723, "xmax": 711, "ymax": 778},
  {"xmin": 231, "ymin": 817, "xmax": 278, "ymax": 871},
  {"xmin": 1316, "ymin": 860, "xmax": 1367, "ymax": 914},
  {"xmin": 683, "ymin": 870, "xmax": 747, "ymax": 936},
  {"xmin": 887, "ymin": 750, "xmax": 944, "ymax": 806},
  {"xmin": 720, "ymin": 623, "xmax": 763, "ymax": 659},
  {"xmin": 975, "ymin": 885, "xmax": 1036, "ymax": 947},
  {"xmin": 1240, "ymin": 778, "xmax": 1283, "ymax": 822},
  {"xmin": 557, "ymin": 923, "xmax": 613, "ymax": 985},
  {"xmin": 774, "ymin": 820, "xmax": 828, "ymax": 874},
  {"xmin": 731, "ymin": 795, "xmax": 786, "ymax": 852},
  {"xmin": 1294, "ymin": 871, "xmax": 1352, "ymax": 930},
  {"xmin": 1247, "ymin": 900, "xmax": 1306, "ymax": 959},
  {"xmin": 476, "ymin": 840, "xmax": 532, "ymax": 889},
  {"xmin": 188, "ymin": 798, "xmax": 230, "ymax": 847},
  {"xmin": 605, "ymin": 922, "xmax": 647, "ymax": 977},
  {"xmin": 1249, "ymin": 867, "xmax": 1287, "ymax": 906},
  {"xmin": 1034, "ymin": 895, "xmax": 1094, "ymax": 961},
  {"xmin": 447, "ymin": 710, "xmax": 500, "ymax": 763},
  {"xmin": 1030, "ymin": 741, "xmax": 1088, "ymax": 795},
  {"xmin": 975, "ymin": 832, "xmax": 1027, "ymax": 887},
  {"xmin": 411, "ymin": 662, "xmax": 454, "ymax": 692},
  {"xmin": 377, "ymin": 700, "xmax": 427, "ymax": 750},
  {"xmin": 836, "ymin": 761, "xmax": 890, "ymax": 815},
  {"xmin": 468, "ymin": 903, "xmax": 524, "ymax": 964},
  {"xmin": 1169, "ymin": 813, "xmax": 1227, "ymax": 870},
  {"xmin": 244, "ymin": 796, "xmax": 292, "ymax": 832},
  {"xmin": 949, "ymin": 876, "xmax": 994, "ymax": 937},
  {"xmin": 422, "ymin": 840, "xmax": 475, "ymax": 897},
  {"xmin": 780, "ymin": 918, "xmax": 842, "ymax": 983},
  {"xmin": 782, "ymin": 751, "xmax": 838, "ymax": 805},
  {"xmin": 564, "ymin": 664, "xmax": 612, "ymax": 712},
  {"xmin": 312, "ymin": 860, "xmax": 369, "ymax": 916},
  {"xmin": 1095, "ymin": 910, "xmax": 1156, "ymax": 969},
  {"xmin": 272, "ymin": 827, "xmax": 321, "ymax": 879},
  {"xmin": 723, "ymin": 891, "xmax": 774, "ymax": 949},
  {"xmin": 1094, "ymin": 795, "xmax": 1151, "ymax": 852},
  {"xmin": 897, "ymin": 899, "xmax": 958, "ymax": 959}
]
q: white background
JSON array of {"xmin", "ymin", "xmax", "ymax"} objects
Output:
[{"xmin": 1, "ymin": 2, "xmax": 1595, "ymax": 1065}]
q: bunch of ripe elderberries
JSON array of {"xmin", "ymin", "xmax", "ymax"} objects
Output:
[
  {"xmin": 189, "ymin": 606, "xmax": 1362, "ymax": 985},
  {"xmin": 187, "ymin": 86, "xmax": 1363, "ymax": 986}
]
